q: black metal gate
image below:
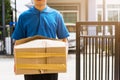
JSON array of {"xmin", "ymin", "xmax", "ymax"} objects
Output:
[{"xmin": 76, "ymin": 22, "xmax": 120, "ymax": 80}]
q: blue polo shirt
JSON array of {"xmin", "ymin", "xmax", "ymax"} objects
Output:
[{"xmin": 12, "ymin": 6, "xmax": 69, "ymax": 40}]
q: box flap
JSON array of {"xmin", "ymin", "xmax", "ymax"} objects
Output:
[
  {"xmin": 15, "ymin": 35, "xmax": 49, "ymax": 45},
  {"xmin": 15, "ymin": 39, "xmax": 46, "ymax": 49}
]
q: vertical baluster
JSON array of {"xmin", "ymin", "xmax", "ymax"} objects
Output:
[
  {"xmin": 86, "ymin": 37, "xmax": 88, "ymax": 80},
  {"xmin": 89, "ymin": 37, "xmax": 91, "ymax": 80},
  {"xmin": 95, "ymin": 37, "xmax": 98, "ymax": 80},
  {"xmin": 92, "ymin": 37, "xmax": 95, "ymax": 80},
  {"xmin": 101, "ymin": 37, "xmax": 104, "ymax": 80},
  {"xmin": 105, "ymin": 37, "xmax": 108, "ymax": 80},
  {"xmin": 83, "ymin": 36, "xmax": 86, "ymax": 80},
  {"xmin": 99, "ymin": 37, "xmax": 101, "ymax": 80},
  {"xmin": 111, "ymin": 37, "xmax": 114, "ymax": 80},
  {"xmin": 108, "ymin": 38, "xmax": 110, "ymax": 80}
]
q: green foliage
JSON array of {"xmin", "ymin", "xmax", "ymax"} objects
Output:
[{"xmin": 0, "ymin": 0, "xmax": 12, "ymax": 25}]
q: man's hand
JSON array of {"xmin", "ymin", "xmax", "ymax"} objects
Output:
[{"xmin": 61, "ymin": 38, "xmax": 68, "ymax": 42}]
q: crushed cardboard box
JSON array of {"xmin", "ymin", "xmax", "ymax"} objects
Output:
[{"xmin": 14, "ymin": 35, "xmax": 67, "ymax": 75}]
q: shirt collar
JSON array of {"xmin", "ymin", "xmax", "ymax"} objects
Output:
[{"xmin": 30, "ymin": 5, "xmax": 52, "ymax": 14}]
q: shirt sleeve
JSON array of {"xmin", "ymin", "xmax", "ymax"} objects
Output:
[
  {"xmin": 11, "ymin": 15, "xmax": 26, "ymax": 40},
  {"xmin": 56, "ymin": 13, "xmax": 70, "ymax": 39}
]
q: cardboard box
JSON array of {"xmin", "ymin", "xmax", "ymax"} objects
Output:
[{"xmin": 14, "ymin": 36, "xmax": 67, "ymax": 75}]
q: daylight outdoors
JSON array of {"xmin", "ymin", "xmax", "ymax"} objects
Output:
[{"xmin": 0, "ymin": 0, "xmax": 120, "ymax": 80}]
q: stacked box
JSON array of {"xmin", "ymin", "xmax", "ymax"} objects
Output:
[{"xmin": 14, "ymin": 36, "xmax": 67, "ymax": 75}]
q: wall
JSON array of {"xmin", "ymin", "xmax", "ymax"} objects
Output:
[{"xmin": 48, "ymin": 0, "xmax": 87, "ymax": 21}]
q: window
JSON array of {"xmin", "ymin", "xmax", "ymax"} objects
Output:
[
  {"xmin": 108, "ymin": 10, "xmax": 118, "ymax": 21},
  {"xmin": 48, "ymin": 3, "xmax": 80, "ymax": 24},
  {"xmin": 97, "ymin": 10, "xmax": 103, "ymax": 35},
  {"xmin": 96, "ymin": 4, "xmax": 120, "ymax": 35},
  {"xmin": 62, "ymin": 12, "xmax": 77, "ymax": 23}
]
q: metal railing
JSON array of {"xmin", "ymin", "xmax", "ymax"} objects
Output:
[{"xmin": 76, "ymin": 22, "xmax": 120, "ymax": 80}]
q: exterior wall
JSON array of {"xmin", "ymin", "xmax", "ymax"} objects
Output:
[
  {"xmin": 87, "ymin": 0, "xmax": 97, "ymax": 35},
  {"xmin": 80, "ymin": 0, "xmax": 87, "ymax": 21},
  {"xmin": 48, "ymin": 0, "xmax": 87, "ymax": 21},
  {"xmin": 48, "ymin": 0, "xmax": 81, "ymax": 3}
]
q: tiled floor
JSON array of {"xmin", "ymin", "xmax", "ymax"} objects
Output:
[{"xmin": 0, "ymin": 54, "xmax": 76, "ymax": 80}]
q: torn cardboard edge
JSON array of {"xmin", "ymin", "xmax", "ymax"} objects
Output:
[{"xmin": 15, "ymin": 35, "xmax": 57, "ymax": 45}]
